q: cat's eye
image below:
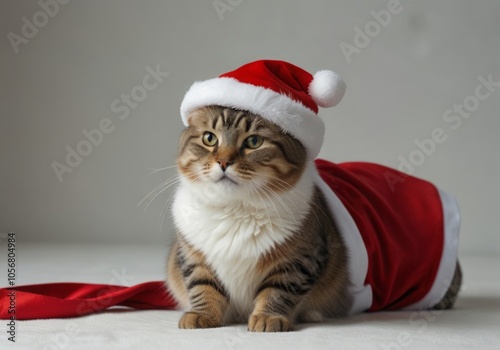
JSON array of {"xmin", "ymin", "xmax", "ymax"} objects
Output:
[
  {"xmin": 202, "ymin": 132, "xmax": 218, "ymax": 147},
  {"xmin": 244, "ymin": 135, "xmax": 263, "ymax": 149}
]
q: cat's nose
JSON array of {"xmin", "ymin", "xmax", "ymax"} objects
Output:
[{"xmin": 217, "ymin": 160, "xmax": 233, "ymax": 172}]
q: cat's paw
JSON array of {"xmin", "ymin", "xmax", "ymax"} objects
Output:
[
  {"xmin": 248, "ymin": 313, "xmax": 292, "ymax": 332},
  {"xmin": 179, "ymin": 311, "xmax": 222, "ymax": 329}
]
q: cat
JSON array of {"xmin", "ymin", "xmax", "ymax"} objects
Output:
[{"xmin": 166, "ymin": 105, "xmax": 462, "ymax": 332}]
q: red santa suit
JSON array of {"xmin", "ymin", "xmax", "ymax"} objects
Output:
[{"xmin": 314, "ymin": 159, "xmax": 460, "ymax": 313}]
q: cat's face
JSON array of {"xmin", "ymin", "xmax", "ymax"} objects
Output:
[{"xmin": 177, "ymin": 106, "xmax": 307, "ymax": 196}]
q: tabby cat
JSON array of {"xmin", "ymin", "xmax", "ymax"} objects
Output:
[{"xmin": 166, "ymin": 106, "xmax": 461, "ymax": 332}]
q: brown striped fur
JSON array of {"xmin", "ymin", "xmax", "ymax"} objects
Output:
[{"xmin": 175, "ymin": 106, "xmax": 306, "ymax": 193}]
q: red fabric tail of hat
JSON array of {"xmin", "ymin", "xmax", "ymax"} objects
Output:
[{"xmin": 0, "ymin": 281, "xmax": 177, "ymax": 320}]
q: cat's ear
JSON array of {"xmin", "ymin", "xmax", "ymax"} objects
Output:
[{"xmin": 185, "ymin": 108, "xmax": 208, "ymax": 128}]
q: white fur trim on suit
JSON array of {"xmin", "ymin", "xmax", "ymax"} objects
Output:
[
  {"xmin": 314, "ymin": 172, "xmax": 373, "ymax": 315},
  {"xmin": 180, "ymin": 77, "xmax": 325, "ymax": 160}
]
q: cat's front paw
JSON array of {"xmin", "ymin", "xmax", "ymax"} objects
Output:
[
  {"xmin": 179, "ymin": 311, "xmax": 222, "ymax": 329},
  {"xmin": 248, "ymin": 313, "xmax": 292, "ymax": 332}
]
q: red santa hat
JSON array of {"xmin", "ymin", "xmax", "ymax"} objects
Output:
[{"xmin": 180, "ymin": 60, "xmax": 346, "ymax": 159}]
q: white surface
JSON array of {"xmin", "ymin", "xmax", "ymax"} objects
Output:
[
  {"xmin": 1, "ymin": 1, "xmax": 499, "ymax": 254},
  {"xmin": 1, "ymin": 244, "xmax": 499, "ymax": 350}
]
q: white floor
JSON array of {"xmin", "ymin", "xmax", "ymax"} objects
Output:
[{"xmin": 2, "ymin": 243, "xmax": 499, "ymax": 350}]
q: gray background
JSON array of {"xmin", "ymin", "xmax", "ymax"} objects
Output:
[{"xmin": 1, "ymin": 0, "xmax": 499, "ymax": 255}]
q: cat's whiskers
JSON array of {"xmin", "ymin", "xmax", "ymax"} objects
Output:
[
  {"xmin": 159, "ymin": 181, "xmax": 181, "ymax": 219},
  {"xmin": 246, "ymin": 181, "xmax": 276, "ymax": 235},
  {"xmin": 165, "ymin": 173, "xmax": 203, "ymax": 233},
  {"xmin": 161, "ymin": 175, "xmax": 200, "ymax": 233},
  {"xmin": 139, "ymin": 168, "xmax": 199, "ymax": 212},
  {"xmin": 269, "ymin": 180, "xmax": 325, "ymax": 228},
  {"xmin": 138, "ymin": 178, "xmax": 172, "ymax": 207},
  {"xmin": 146, "ymin": 164, "xmax": 179, "ymax": 174},
  {"xmin": 252, "ymin": 177, "xmax": 298, "ymax": 228},
  {"xmin": 255, "ymin": 184, "xmax": 285, "ymax": 231},
  {"xmin": 139, "ymin": 176, "xmax": 181, "ymax": 212},
  {"xmin": 138, "ymin": 164, "xmax": 179, "ymax": 208},
  {"xmin": 260, "ymin": 173, "xmax": 309, "ymax": 200},
  {"xmin": 259, "ymin": 173, "xmax": 327, "ymax": 221}
]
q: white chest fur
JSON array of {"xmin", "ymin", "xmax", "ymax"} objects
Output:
[{"xmin": 172, "ymin": 163, "xmax": 316, "ymax": 319}]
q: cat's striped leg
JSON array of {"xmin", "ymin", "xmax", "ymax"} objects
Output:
[
  {"xmin": 248, "ymin": 289, "xmax": 296, "ymax": 332},
  {"xmin": 249, "ymin": 264, "xmax": 317, "ymax": 332},
  {"xmin": 176, "ymin": 245, "xmax": 229, "ymax": 329}
]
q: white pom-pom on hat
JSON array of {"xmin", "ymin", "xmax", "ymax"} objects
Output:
[{"xmin": 308, "ymin": 70, "xmax": 346, "ymax": 108}]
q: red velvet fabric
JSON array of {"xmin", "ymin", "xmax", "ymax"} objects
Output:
[
  {"xmin": 0, "ymin": 281, "xmax": 177, "ymax": 320},
  {"xmin": 315, "ymin": 160, "xmax": 444, "ymax": 311},
  {"xmin": 220, "ymin": 60, "xmax": 317, "ymax": 113}
]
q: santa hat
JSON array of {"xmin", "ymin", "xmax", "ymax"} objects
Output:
[{"xmin": 180, "ymin": 60, "xmax": 346, "ymax": 159}]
